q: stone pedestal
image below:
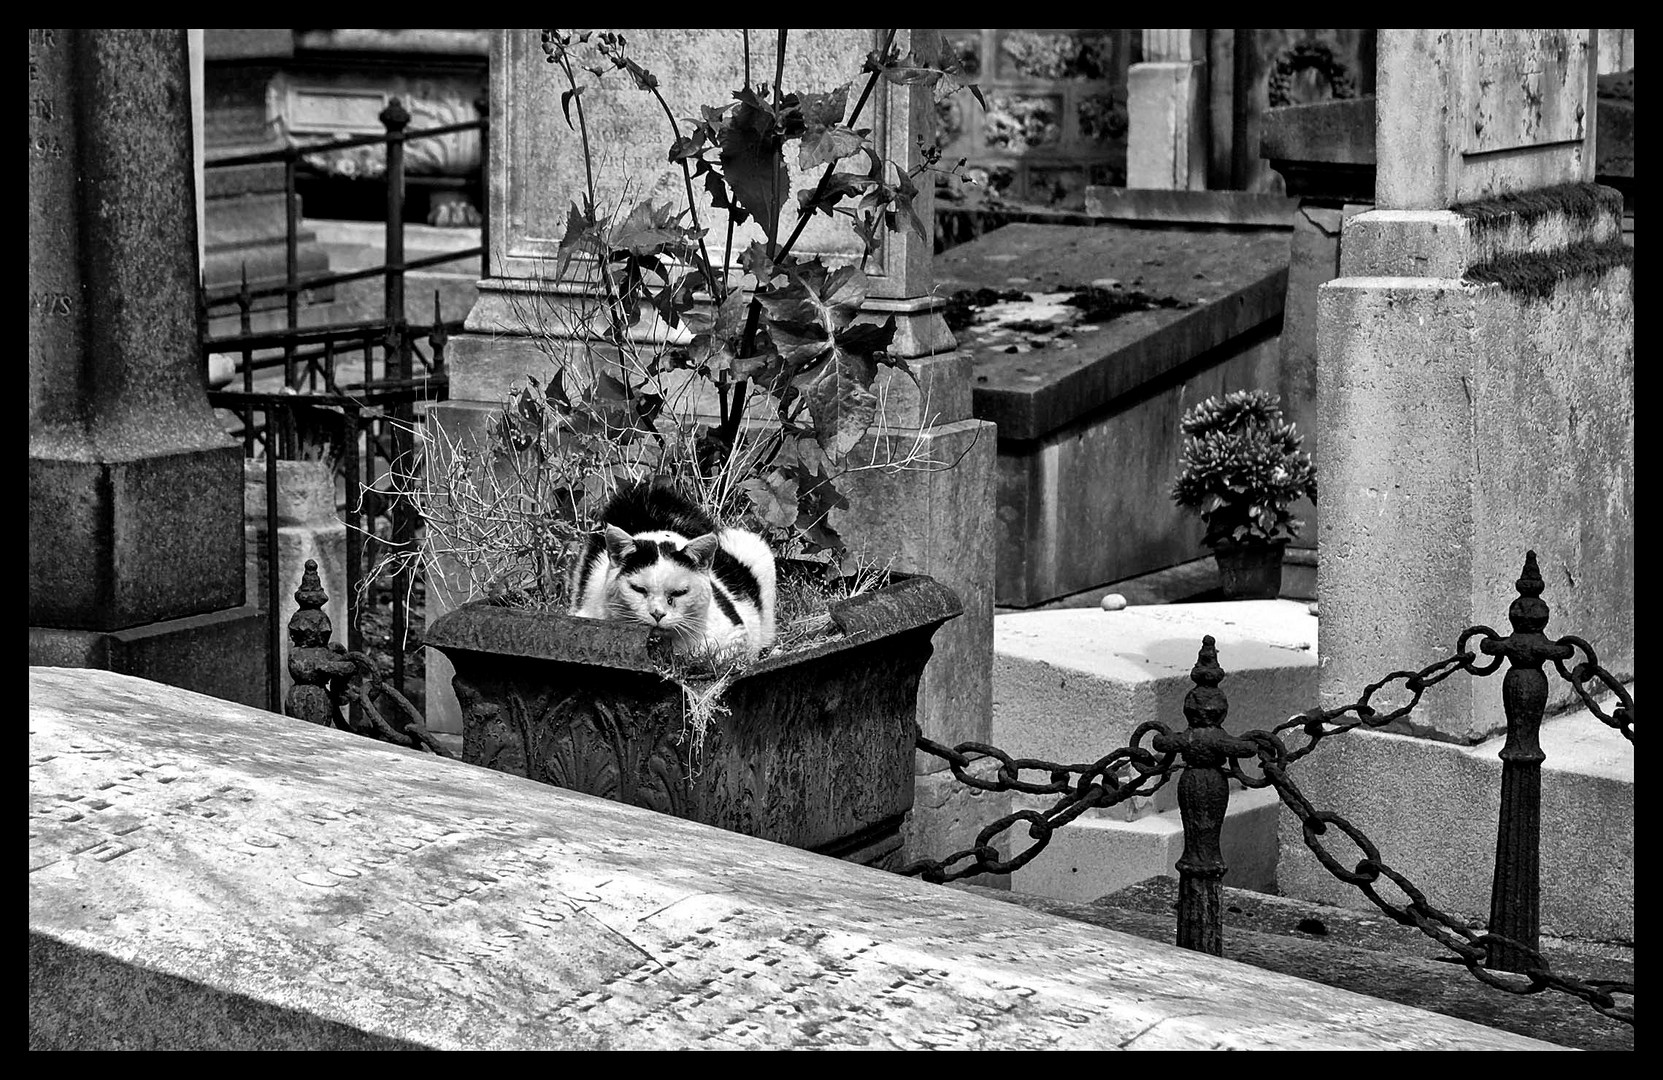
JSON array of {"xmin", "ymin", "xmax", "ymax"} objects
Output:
[
  {"xmin": 1287, "ymin": 29, "xmax": 1633, "ymax": 936},
  {"xmin": 1127, "ymin": 64, "xmax": 1207, "ymax": 190},
  {"xmin": 28, "ymin": 29, "xmax": 265, "ymax": 708}
]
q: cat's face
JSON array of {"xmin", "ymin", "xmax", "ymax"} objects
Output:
[{"xmin": 604, "ymin": 527, "xmax": 718, "ymax": 644}]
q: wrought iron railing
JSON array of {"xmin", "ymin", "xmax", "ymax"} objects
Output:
[
  {"xmin": 904, "ymin": 551, "xmax": 1633, "ymax": 1026},
  {"xmin": 203, "ymin": 96, "xmax": 487, "ymax": 717}
]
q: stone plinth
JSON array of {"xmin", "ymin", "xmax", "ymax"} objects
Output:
[
  {"xmin": 936, "ymin": 223, "xmax": 1291, "ymax": 607},
  {"xmin": 1276, "ymin": 706, "xmax": 1633, "ymax": 943},
  {"xmin": 29, "ymin": 30, "xmax": 264, "ymax": 705},
  {"xmin": 990, "ymin": 601, "xmax": 1317, "ymax": 903},
  {"xmin": 29, "ymin": 667, "xmax": 1559, "ymax": 1050},
  {"xmin": 1317, "ymin": 192, "xmax": 1633, "ymax": 743}
]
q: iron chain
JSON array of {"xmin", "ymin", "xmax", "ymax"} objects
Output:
[{"xmin": 1552, "ymin": 635, "xmax": 1635, "ymax": 743}]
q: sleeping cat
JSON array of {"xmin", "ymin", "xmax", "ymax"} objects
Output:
[{"xmin": 568, "ymin": 481, "xmax": 777, "ymax": 661}]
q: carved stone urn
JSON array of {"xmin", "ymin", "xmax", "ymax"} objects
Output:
[{"xmin": 426, "ymin": 572, "xmax": 961, "ymax": 870}]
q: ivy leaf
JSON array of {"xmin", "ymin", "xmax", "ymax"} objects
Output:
[
  {"xmin": 832, "ymin": 316, "xmax": 896, "ymax": 359},
  {"xmin": 742, "ymin": 471, "xmax": 800, "ymax": 529},
  {"xmin": 611, "ymin": 199, "xmax": 686, "ymax": 256},
  {"xmin": 759, "ymin": 262, "xmax": 868, "ymax": 341},
  {"xmin": 803, "ymin": 343, "xmax": 879, "ymax": 461},
  {"xmin": 668, "ymin": 130, "xmax": 707, "ymax": 163},
  {"xmin": 686, "ymin": 288, "xmax": 748, "ymax": 376},
  {"xmin": 557, "ymin": 199, "xmax": 602, "ymax": 277},
  {"xmin": 738, "ymin": 239, "xmax": 774, "ymax": 282},
  {"xmin": 703, "ymin": 168, "xmax": 751, "ymax": 228},
  {"xmin": 796, "ymin": 86, "xmax": 867, "ymax": 171},
  {"xmin": 798, "ymin": 170, "xmax": 871, "ymax": 218},
  {"xmin": 719, "ymin": 97, "xmax": 788, "ymax": 246},
  {"xmin": 650, "ymin": 271, "xmax": 699, "ymax": 331}
]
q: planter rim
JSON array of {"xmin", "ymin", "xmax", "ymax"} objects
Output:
[{"xmin": 426, "ymin": 571, "xmax": 963, "ymax": 677}]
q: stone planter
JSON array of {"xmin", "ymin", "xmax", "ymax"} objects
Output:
[
  {"xmin": 1211, "ymin": 539, "xmax": 1287, "ymax": 600},
  {"xmin": 426, "ymin": 573, "xmax": 962, "ymax": 870}
]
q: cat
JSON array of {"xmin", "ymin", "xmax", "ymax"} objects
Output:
[{"xmin": 568, "ymin": 481, "xmax": 777, "ymax": 661}]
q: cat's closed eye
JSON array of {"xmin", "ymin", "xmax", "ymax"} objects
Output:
[
  {"xmin": 629, "ymin": 582, "xmax": 647, "ymax": 595},
  {"xmin": 670, "ymin": 588, "xmax": 689, "ymax": 599}
]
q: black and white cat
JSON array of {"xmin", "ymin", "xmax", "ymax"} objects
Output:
[{"xmin": 569, "ymin": 481, "xmax": 777, "ymax": 660}]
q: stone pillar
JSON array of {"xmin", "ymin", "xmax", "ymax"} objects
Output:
[
  {"xmin": 29, "ymin": 29, "xmax": 267, "ymax": 707},
  {"xmin": 189, "ymin": 29, "xmax": 205, "ymax": 280},
  {"xmin": 428, "ymin": 30, "xmax": 997, "ymax": 864},
  {"xmin": 1127, "ymin": 30, "xmax": 1208, "ymax": 190},
  {"xmin": 1283, "ymin": 30, "xmax": 1633, "ymax": 917},
  {"xmin": 1260, "ymin": 95, "xmax": 1380, "ymax": 594}
]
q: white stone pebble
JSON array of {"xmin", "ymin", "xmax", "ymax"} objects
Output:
[
  {"xmin": 1100, "ymin": 593, "xmax": 1128, "ymax": 611},
  {"xmin": 1308, "ymin": 602, "xmax": 1320, "ymax": 617}
]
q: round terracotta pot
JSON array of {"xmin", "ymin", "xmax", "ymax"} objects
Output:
[{"xmin": 1211, "ymin": 539, "xmax": 1288, "ymax": 600}]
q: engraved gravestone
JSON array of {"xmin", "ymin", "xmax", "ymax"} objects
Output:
[
  {"xmin": 1376, "ymin": 29, "xmax": 1598, "ymax": 208},
  {"xmin": 29, "ymin": 667, "xmax": 1560, "ymax": 1050},
  {"xmin": 28, "ymin": 30, "xmax": 265, "ymax": 706}
]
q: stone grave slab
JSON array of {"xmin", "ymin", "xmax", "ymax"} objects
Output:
[
  {"xmin": 935, "ymin": 223, "xmax": 1290, "ymax": 608},
  {"xmin": 30, "ymin": 667, "xmax": 1554, "ymax": 1050}
]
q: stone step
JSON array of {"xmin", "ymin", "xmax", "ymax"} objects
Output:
[
  {"xmin": 954, "ymin": 875, "xmax": 1633, "ymax": 1051},
  {"xmin": 992, "ymin": 599, "xmax": 1318, "ymax": 902},
  {"xmin": 1276, "ymin": 689, "xmax": 1634, "ymax": 944}
]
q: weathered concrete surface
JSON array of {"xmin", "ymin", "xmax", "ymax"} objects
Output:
[
  {"xmin": 30, "ymin": 668, "xmax": 1559, "ymax": 1050},
  {"xmin": 1317, "ymin": 216, "xmax": 1633, "ymax": 742},
  {"xmin": 1009, "ymin": 785, "xmax": 1280, "ymax": 903},
  {"xmin": 1374, "ymin": 30, "xmax": 1597, "ymax": 209},
  {"xmin": 959, "ymin": 877, "xmax": 1629, "ymax": 1051},
  {"xmin": 898, "ymin": 757, "xmax": 1012, "ymax": 887},
  {"xmin": 1126, "ymin": 61, "xmax": 1207, "ymax": 191},
  {"xmin": 1276, "ymin": 703, "xmax": 1634, "ymax": 943},
  {"xmin": 994, "ymin": 600, "xmax": 1318, "ymax": 797},
  {"xmin": 993, "ymin": 600, "xmax": 1316, "ymax": 902}
]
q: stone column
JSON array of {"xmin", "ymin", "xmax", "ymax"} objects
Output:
[
  {"xmin": 1281, "ymin": 30, "xmax": 1633, "ymax": 921},
  {"xmin": 29, "ymin": 29, "xmax": 267, "ymax": 707},
  {"xmin": 427, "ymin": 30, "xmax": 998, "ymax": 865},
  {"xmin": 1127, "ymin": 30, "xmax": 1208, "ymax": 190}
]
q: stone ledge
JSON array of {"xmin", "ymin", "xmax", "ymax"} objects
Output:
[
  {"xmin": 1276, "ymin": 711, "xmax": 1633, "ymax": 943},
  {"xmin": 30, "ymin": 667, "xmax": 1556, "ymax": 1050},
  {"xmin": 994, "ymin": 600, "xmax": 1319, "ymax": 812}
]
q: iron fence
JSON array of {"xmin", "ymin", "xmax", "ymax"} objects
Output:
[
  {"xmin": 905, "ymin": 551, "xmax": 1634, "ymax": 1026},
  {"xmin": 202, "ymin": 96, "xmax": 487, "ymax": 716}
]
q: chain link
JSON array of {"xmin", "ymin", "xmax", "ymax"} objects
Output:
[
  {"xmin": 1551, "ymin": 635, "xmax": 1635, "ymax": 743},
  {"xmin": 911, "ymin": 615, "xmax": 1634, "ymax": 1026}
]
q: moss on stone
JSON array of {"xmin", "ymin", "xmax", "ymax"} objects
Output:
[
  {"xmin": 1451, "ymin": 182, "xmax": 1622, "ymax": 231},
  {"xmin": 1463, "ymin": 238, "xmax": 1633, "ymax": 300}
]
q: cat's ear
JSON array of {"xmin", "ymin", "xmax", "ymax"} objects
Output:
[
  {"xmin": 602, "ymin": 525, "xmax": 635, "ymax": 561},
  {"xmin": 682, "ymin": 533, "xmax": 719, "ymax": 571}
]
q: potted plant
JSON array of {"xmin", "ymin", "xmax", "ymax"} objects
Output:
[
  {"xmin": 1170, "ymin": 389, "xmax": 1316, "ymax": 600},
  {"xmin": 392, "ymin": 29, "xmax": 981, "ymax": 868}
]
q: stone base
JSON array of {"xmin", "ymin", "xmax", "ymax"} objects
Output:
[
  {"xmin": 995, "ymin": 328, "xmax": 1283, "ymax": 608},
  {"xmin": 994, "ymin": 600, "xmax": 1319, "ymax": 810},
  {"xmin": 1276, "ymin": 705, "xmax": 1634, "ymax": 943},
  {"xmin": 1009, "ymin": 786, "xmax": 1281, "ymax": 904},
  {"xmin": 30, "ymin": 604, "xmax": 270, "ymax": 711},
  {"xmin": 29, "ymin": 441, "xmax": 247, "ymax": 631}
]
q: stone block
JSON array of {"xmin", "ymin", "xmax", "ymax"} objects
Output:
[
  {"xmin": 486, "ymin": 29, "xmax": 939, "ymax": 298},
  {"xmin": 995, "ymin": 329, "xmax": 1282, "ymax": 607},
  {"xmin": 834, "ymin": 418, "xmax": 997, "ymax": 765},
  {"xmin": 28, "ymin": 666, "xmax": 1562, "ymax": 1050},
  {"xmin": 1316, "ymin": 238, "xmax": 1633, "ymax": 742},
  {"xmin": 993, "ymin": 600, "xmax": 1319, "ymax": 813},
  {"xmin": 1375, "ymin": 30, "xmax": 1597, "ymax": 209},
  {"xmin": 1276, "ymin": 711, "xmax": 1633, "ymax": 942},
  {"xmin": 1009, "ymin": 786, "xmax": 1280, "ymax": 904},
  {"xmin": 30, "ymin": 444, "xmax": 248, "ymax": 632},
  {"xmin": 1126, "ymin": 61, "xmax": 1207, "ymax": 191},
  {"xmin": 29, "ymin": 606, "xmax": 270, "ymax": 711}
]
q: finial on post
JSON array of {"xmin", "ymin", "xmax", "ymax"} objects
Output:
[
  {"xmin": 1184, "ymin": 636, "xmax": 1229, "ymax": 729},
  {"xmin": 1508, "ymin": 549, "xmax": 1550, "ymax": 635}
]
